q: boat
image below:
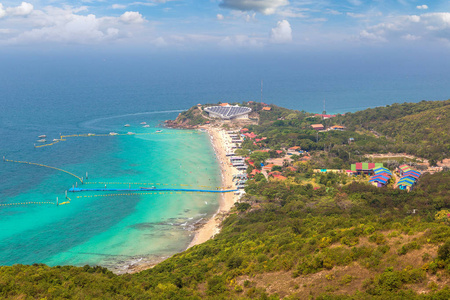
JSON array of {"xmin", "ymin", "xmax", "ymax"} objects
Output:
[
  {"xmin": 156, "ymin": 130, "xmax": 163, "ymax": 133},
  {"xmin": 143, "ymin": 125, "xmax": 150, "ymax": 128},
  {"xmin": 38, "ymin": 135, "xmax": 46, "ymax": 138},
  {"xmin": 53, "ymin": 139, "xmax": 59, "ymax": 142},
  {"xmin": 124, "ymin": 124, "xmax": 130, "ymax": 127},
  {"xmin": 127, "ymin": 132, "xmax": 135, "ymax": 135},
  {"xmin": 88, "ymin": 133, "xmax": 95, "ymax": 136},
  {"xmin": 37, "ymin": 139, "xmax": 46, "ymax": 143},
  {"xmin": 109, "ymin": 132, "xmax": 118, "ymax": 136},
  {"xmin": 140, "ymin": 122, "xmax": 147, "ymax": 125},
  {"xmin": 140, "ymin": 186, "xmax": 156, "ymax": 190}
]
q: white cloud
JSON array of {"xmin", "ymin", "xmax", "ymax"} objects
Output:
[
  {"xmin": 0, "ymin": 6, "xmax": 152, "ymax": 46},
  {"xmin": 416, "ymin": 5, "xmax": 428, "ymax": 10},
  {"xmin": 347, "ymin": 12, "xmax": 365, "ymax": 18},
  {"xmin": 112, "ymin": 4, "xmax": 127, "ymax": 9},
  {"xmin": 6, "ymin": 2, "xmax": 33, "ymax": 16},
  {"xmin": 326, "ymin": 9, "xmax": 342, "ymax": 15},
  {"xmin": 220, "ymin": 0, "xmax": 289, "ymax": 15},
  {"xmin": 0, "ymin": 4, "xmax": 6, "ymax": 18},
  {"xmin": 270, "ymin": 20, "xmax": 292, "ymax": 43},
  {"xmin": 217, "ymin": 13, "xmax": 224, "ymax": 20},
  {"xmin": 356, "ymin": 12, "xmax": 450, "ymax": 44},
  {"xmin": 119, "ymin": 11, "xmax": 145, "ymax": 24},
  {"xmin": 219, "ymin": 34, "xmax": 263, "ymax": 47},
  {"xmin": 277, "ymin": 8, "xmax": 307, "ymax": 18},
  {"xmin": 402, "ymin": 34, "xmax": 421, "ymax": 40}
]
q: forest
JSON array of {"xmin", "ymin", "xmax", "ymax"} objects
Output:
[{"xmin": 1, "ymin": 100, "xmax": 449, "ymax": 299}]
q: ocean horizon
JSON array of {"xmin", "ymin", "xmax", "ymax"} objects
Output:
[{"xmin": 1, "ymin": 53, "xmax": 449, "ymax": 269}]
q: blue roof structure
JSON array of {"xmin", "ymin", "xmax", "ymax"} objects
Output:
[{"xmin": 373, "ymin": 167, "xmax": 392, "ymax": 175}]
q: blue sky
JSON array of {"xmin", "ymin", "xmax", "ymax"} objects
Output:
[{"xmin": 0, "ymin": 0, "xmax": 449, "ymax": 52}]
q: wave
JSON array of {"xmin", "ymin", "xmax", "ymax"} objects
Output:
[{"xmin": 80, "ymin": 109, "xmax": 185, "ymax": 130}]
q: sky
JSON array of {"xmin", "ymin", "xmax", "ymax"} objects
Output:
[{"xmin": 0, "ymin": 0, "xmax": 449, "ymax": 53}]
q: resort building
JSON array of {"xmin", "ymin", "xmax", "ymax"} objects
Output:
[
  {"xmin": 396, "ymin": 166, "xmax": 421, "ymax": 191},
  {"xmin": 350, "ymin": 163, "xmax": 384, "ymax": 175},
  {"xmin": 330, "ymin": 125, "xmax": 345, "ymax": 131},
  {"xmin": 311, "ymin": 124, "xmax": 325, "ymax": 130},
  {"xmin": 204, "ymin": 105, "xmax": 252, "ymax": 120}
]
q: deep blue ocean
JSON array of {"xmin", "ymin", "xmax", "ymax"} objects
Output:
[{"xmin": 0, "ymin": 52, "xmax": 449, "ymax": 270}]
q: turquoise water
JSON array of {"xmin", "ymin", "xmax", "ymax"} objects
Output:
[
  {"xmin": 0, "ymin": 113, "xmax": 221, "ymax": 271},
  {"xmin": 0, "ymin": 53, "xmax": 449, "ymax": 269}
]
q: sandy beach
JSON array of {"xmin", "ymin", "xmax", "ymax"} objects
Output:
[
  {"xmin": 187, "ymin": 126, "xmax": 240, "ymax": 248},
  {"xmin": 125, "ymin": 125, "xmax": 240, "ymax": 273}
]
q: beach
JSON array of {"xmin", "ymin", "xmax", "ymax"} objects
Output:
[
  {"xmin": 187, "ymin": 126, "xmax": 239, "ymax": 248},
  {"xmin": 125, "ymin": 125, "xmax": 239, "ymax": 273}
]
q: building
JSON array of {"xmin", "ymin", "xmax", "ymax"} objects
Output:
[
  {"xmin": 330, "ymin": 125, "xmax": 345, "ymax": 131},
  {"xmin": 311, "ymin": 124, "xmax": 324, "ymax": 130},
  {"xmin": 262, "ymin": 107, "xmax": 272, "ymax": 111},
  {"xmin": 315, "ymin": 114, "xmax": 336, "ymax": 119},
  {"xmin": 350, "ymin": 163, "xmax": 384, "ymax": 175},
  {"xmin": 204, "ymin": 105, "xmax": 252, "ymax": 120}
]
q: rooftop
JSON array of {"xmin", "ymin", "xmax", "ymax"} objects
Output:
[{"xmin": 204, "ymin": 105, "xmax": 252, "ymax": 120}]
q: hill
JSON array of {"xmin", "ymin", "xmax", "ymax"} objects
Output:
[{"xmin": 1, "ymin": 100, "xmax": 449, "ymax": 299}]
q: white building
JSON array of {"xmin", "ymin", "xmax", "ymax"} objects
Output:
[{"xmin": 204, "ymin": 105, "xmax": 252, "ymax": 120}]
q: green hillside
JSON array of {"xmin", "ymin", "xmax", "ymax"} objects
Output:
[
  {"xmin": 339, "ymin": 100, "xmax": 450, "ymax": 164},
  {"xmin": 1, "ymin": 100, "xmax": 450, "ymax": 299}
]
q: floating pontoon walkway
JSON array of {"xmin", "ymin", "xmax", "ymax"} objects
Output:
[{"xmin": 69, "ymin": 187, "xmax": 237, "ymax": 193}]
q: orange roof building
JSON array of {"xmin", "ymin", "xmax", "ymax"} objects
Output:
[
  {"xmin": 311, "ymin": 124, "xmax": 324, "ymax": 130},
  {"xmin": 219, "ymin": 103, "xmax": 230, "ymax": 107},
  {"xmin": 262, "ymin": 164, "xmax": 275, "ymax": 171},
  {"xmin": 262, "ymin": 107, "xmax": 272, "ymax": 111}
]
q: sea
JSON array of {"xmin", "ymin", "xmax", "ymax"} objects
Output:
[{"xmin": 1, "ymin": 51, "xmax": 449, "ymax": 271}]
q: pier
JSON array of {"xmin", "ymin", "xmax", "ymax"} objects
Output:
[{"xmin": 69, "ymin": 187, "xmax": 237, "ymax": 193}]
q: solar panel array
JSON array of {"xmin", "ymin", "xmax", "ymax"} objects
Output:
[{"xmin": 204, "ymin": 106, "xmax": 252, "ymax": 119}]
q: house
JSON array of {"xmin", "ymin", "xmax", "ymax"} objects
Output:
[
  {"xmin": 330, "ymin": 125, "xmax": 345, "ymax": 131},
  {"xmin": 262, "ymin": 107, "xmax": 272, "ymax": 111},
  {"xmin": 250, "ymin": 169, "xmax": 261, "ymax": 176},
  {"xmin": 315, "ymin": 114, "xmax": 336, "ymax": 119},
  {"xmin": 369, "ymin": 174, "xmax": 390, "ymax": 187},
  {"xmin": 350, "ymin": 163, "xmax": 384, "ymax": 175},
  {"xmin": 288, "ymin": 146, "xmax": 301, "ymax": 151},
  {"xmin": 240, "ymin": 128, "xmax": 249, "ymax": 133},
  {"xmin": 219, "ymin": 103, "xmax": 230, "ymax": 107},
  {"xmin": 272, "ymin": 174, "xmax": 287, "ymax": 180},
  {"xmin": 262, "ymin": 164, "xmax": 276, "ymax": 171},
  {"xmin": 396, "ymin": 178, "xmax": 416, "ymax": 191},
  {"xmin": 244, "ymin": 132, "xmax": 257, "ymax": 139},
  {"xmin": 311, "ymin": 124, "xmax": 325, "ymax": 130},
  {"xmin": 398, "ymin": 164, "xmax": 412, "ymax": 176}
]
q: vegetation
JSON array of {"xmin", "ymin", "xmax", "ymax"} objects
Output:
[{"xmin": 1, "ymin": 100, "xmax": 449, "ymax": 299}]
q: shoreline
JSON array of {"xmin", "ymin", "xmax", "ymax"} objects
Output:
[
  {"xmin": 125, "ymin": 125, "xmax": 239, "ymax": 273},
  {"xmin": 187, "ymin": 125, "xmax": 239, "ymax": 248}
]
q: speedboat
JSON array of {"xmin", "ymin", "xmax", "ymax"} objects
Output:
[
  {"xmin": 140, "ymin": 122, "xmax": 147, "ymax": 125},
  {"xmin": 156, "ymin": 130, "xmax": 163, "ymax": 133},
  {"xmin": 53, "ymin": 139, "xmax": 59, "ymax": 142},
  {"xmin": 88, "ymin": 133, "xmax": 95, "ymax": 136},
  {"xmin": 109, "ymin": 132, "xmax": 118, "ymax": 136},
  {"xmin": 143, "ymin": 125, "xmax": 150, "ymax": 128},
  {"xmin": 124, "ymin": 124, "xmax": 130, "ymax": 127},
  {"xmin": 127, "ymin": 132, "xmax": 135, "ymax": 135},
  {"xmin": 38, "ymin": 135, "xmax": 46, "ymax": 138},
  {"xmin": 37, "ymin": 139, "xmax": 46, "ymax": 143},
  {"xmin": 140, "ymin": 186, "xmax": 156, "ymax": 190}
]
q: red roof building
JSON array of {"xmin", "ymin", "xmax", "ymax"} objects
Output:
[
  {"xmin": 272, "ymin": 174, "xmax": 287, "ymax": 180},
  {"xmin": 311, "ymin": 124, "xmax": 324, "ymax": 130}
]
